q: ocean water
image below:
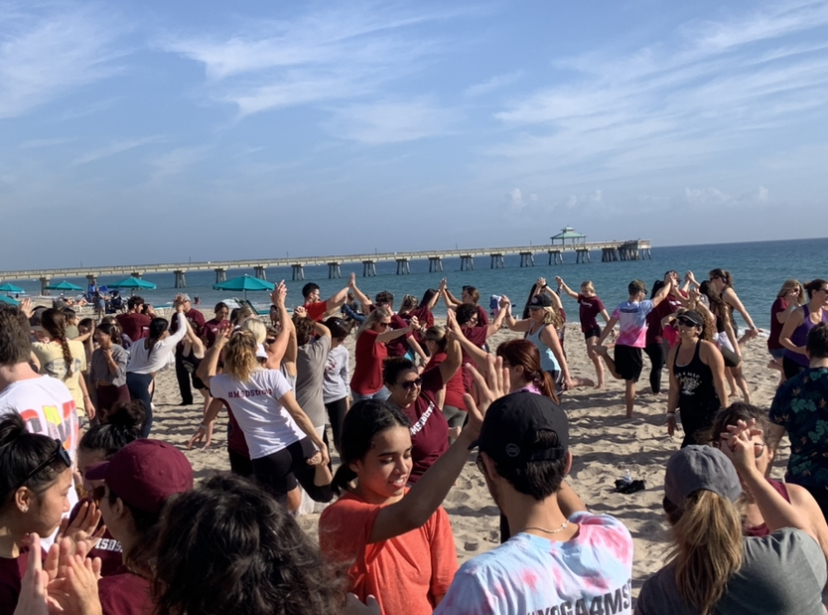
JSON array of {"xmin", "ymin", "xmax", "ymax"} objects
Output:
[{"xmin": 7, "ymin": 237, "xmax": 827, "ymax": 330}]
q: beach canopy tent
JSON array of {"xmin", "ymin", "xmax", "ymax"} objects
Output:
[
  {"xmin": 213, "ymin": 275, "xmax": 274, "ymax": 300},
  {"xmin": 46, "ymin": 280, "xmax": 84, "ymax": 292},
  {"xmin": 0, "ymin": 295, "xmax": 20, "ymax": 305},
  {"xmin": 109, "ymin": 276, "xmax": 157, "ymax": 290},
  {"xmin": 0, "ymin": 282, "xmax": 24, "ymax": 293}
]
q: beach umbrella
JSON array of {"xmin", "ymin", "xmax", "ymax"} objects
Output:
[
  {"xmin": 45, "ymin": 280, "xmax": 84, "ymax": 292},
  {"xmin": 109, "ymin": 276, "xmax": 157, "ymax": 290},
  {"xmin": 213, "ymin": 275, "xmax": 274, "ymax": 300},
  {"xmin": 0, "ymin": 282, "xmax": 24, "ymax": 293},
  {"xmin": 0, "ymin": 295, "xmax": 20, "ymax": 305}
]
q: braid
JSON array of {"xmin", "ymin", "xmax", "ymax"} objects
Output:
[
  {"xmin": 59, "ymin": 338, "xmax": 74, "ymax": 379},
  {"xmin": 41, "ymin": 308, "xmax": 74, "ymax": 378}
]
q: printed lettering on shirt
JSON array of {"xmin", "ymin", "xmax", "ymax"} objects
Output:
[
  {"xmin": 228, "ymin": 388, "xmax": 273, "ymax": 398},
  {"xmin": 95, "ymin": 538, "xmax": 123, "ymax": 552},
  {"xmin": 525, "ymin": 579, "xmax": 631, "ymax": 615},
  {"xmin": 678, "ymin": 372, "xmax": 703, "ymax": 396},
  {"xmin": 410, "ymin": 400, "xmax": 436, "ymax": 436}
]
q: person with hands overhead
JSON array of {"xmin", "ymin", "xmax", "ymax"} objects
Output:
[
  {"xmin": 197, "ymin": 322, "xmax": 333, "ymax": 506},
  {"xmin": 302, "ymin": 274, "xmax": 355, "ymax": 322},
  {"xmin": 556, "ymin": 277, "xmax": 610, "ymax": 388},
  {"xmin": 636, "ymin": 428, "xmax": 826, "ymax": 615},
  {"xmin": 594, "ymin": 274, "xmax": 673, "ymax": 418},
  {"xmin": 440, "ymin": 279, "xmax": 490, "ymax": 325},
  {"xmin": 452, "ymin": 297, "xmax": 508, "ymax": 393},
  {"xmin": 319, "ymin": 358, "xmax": 498, "ymax": 615}
]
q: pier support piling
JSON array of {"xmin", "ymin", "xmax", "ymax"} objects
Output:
[
  {"xmin": 490, "ymin": 253, "xmax": 505, "ymax": 269},
  {"xmin": 253, "ymin": 266, "xmax": 267, "ymax": 281},
  {"xmin": 428, "ymin": 257, "xmax": 443, "ymax": 273},
  {"xmin": 215, "ymin": 268, "xmax": 227, "ymax": 284},
  {"xmin": 547, "ymin": 250, "xmax": 564, "ymax": 265},
  {"xmin": 395, "ymin": 258, "xmax": 411, "ymax": 275},
  {"xmin": 40, "ymin": 277, "xmax": 51, "ymax": 296},
  {"xmin": 174, "ymin": 270, "xmax": 187, "ymax": 288},
  {"xmin": 460, "ymin": 255, "xmax": 475, "ymax": 271},
  {"xmin": 328, "ymin": 262, "xmax": 341, "ymax": 279},
  {"xmin": 575, "ymin": 249, "xmax": 591, "ymax": 264},
  {"xmin": 291, "ymin": 264, "xmax": 305, "ymax": 281},
  {"xmin": 362, "ymin": 260, "xmax": 377, "ymax": 277},
  {"xmin": 519, "ymin": 251, "xmax": 535, "ymax": 267}
]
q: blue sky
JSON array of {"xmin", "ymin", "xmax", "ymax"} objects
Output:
[{"xmin": 2, "ymin": 0, "xmax": 828, "ymax": 270}]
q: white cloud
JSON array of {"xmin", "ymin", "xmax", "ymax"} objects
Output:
[
  {"xmin": 0, "ymin": 4, "xmax": 126, "ymax": 119},
  {"xmin": 464, "ymin": 71, "xmax": 523, "ymax": 97},
  {"xmin": 146, "ymin": 145, "xmax": 211, "ymax": 180},
  {"xmin": 72, "ymin": 136, "xmax": 166, "ymax": 166},
  {"xmin": 325, "ymin": 98, "xmax": 458, "ymax": 144}
]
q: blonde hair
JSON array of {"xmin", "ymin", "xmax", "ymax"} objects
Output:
[
  {"xmin": 540, "ymin": 306, "xmax": 563, "ymax": 329},
  {"xmin": 580, "ymin": 281, "xmax": 595, "ymax": 295},
  {"xmin": 223, "ymin": 331, "xmax": 260, "ymax": 383},
  {"xmin": 777, "ymin": 279, "xmax": 805, "ymax": 305},
  {"xmin": 357, "ymin": 307, "xmax": 392, "ymax": 338},
  {"xmin": 667, "ymin": 490, "xmax": 744, "ymax": 615},
  {"xmin": 240, "ymin": 319, "xmax": 266, "ymax": 344}
]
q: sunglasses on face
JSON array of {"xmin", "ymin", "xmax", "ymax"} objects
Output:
[
  {"xmin": 399, "ymin": 378, "xmax": 422, "ymax": 391},
  {"xmin": 677, "ymin": 317, "xmax": 700, "ymax": 327},
  {"xmin": 377, "ymin": 321, "xmax": 392, "ymax": 329},
  {"xmin": 14, "ymin": 439, "xmax": 72, "ymax": 491}
]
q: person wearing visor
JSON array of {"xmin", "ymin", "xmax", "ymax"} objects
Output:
[
  {"xmin": 85, "ymin": 438, "xmax": 194, "ymax": 615},
  {"xmin": 666, "ymin": 310, "xmax": 728, "ymax": 448}
]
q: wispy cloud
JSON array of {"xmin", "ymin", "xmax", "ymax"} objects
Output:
[
  {"xmin": 146, "ymin": 145, "xmax": 211, "ymax": 180},
  {"xmin": 0, "ymin": 4, "xmax": 127, "ymax": 119},
  {"xmin": 464, "ymin": 71, "xmax": 522, "ymax": 97},
  {"xmin": 72, "ymin": 136, "xmax": 166, "ymax": 166},
  {"xmin": 20, "ymin": 138, "xmax": 72, "ymax": 148},
  {"xmin": 158, "ymin": 4, "xmax": 474, "ymax": 119},
  {"xmin": 324, "ymin": 98, "xmax": 459, "ymax": 144}
]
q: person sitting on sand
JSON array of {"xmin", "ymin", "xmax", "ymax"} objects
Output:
[
  {"xmin": 433, "ymin": 389, "xmax": 633, "ymax": 615},
  {"xmin": 594, "ymin": 275, "xmax": 672, "ymax": 418},
  {"xmin": 636, "ymin": 440, "xmax": 826, "ymax": 615}
]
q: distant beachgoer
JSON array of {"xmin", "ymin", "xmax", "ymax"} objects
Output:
[
  {"xmin": 778, "ymin": 279, "xmax": 828, "ymax": 380},
  {"xmin": 440, "ymin": 279, "xmax": 490, "ymax": 325},
  {"xmin": 169, "ymin": 293, "xmax": 205, "ymax": 407},
  {"xmin": 556, "ymin": 277, "xmax": 610, "ymax": 388},
  {"xmin": 201, "ymin": 302, "xmax": 230, "ymax": 349},
  {"xmin": 116, "ymin": 296, "xmax": 150, "ymax": 342},
  {"xmin": 709, "ymin": 268, "xmax": 760, "ymax": 340},
  {"xmin": 322, "ymin": 317, "xmax": 351, "ymax": 455},
  {"xmin": 594, "ymin": 275, "xmax": 672, "ymax": 418},
  {"xmin": 302, "ymin": 274, "xmax": 353, "ymax": 322},
  {"xmin": 89, "ymin": 322, "xmax": 130, "ymax": 418},
  {"xmin": 767, "ymin": 280, "xmax": 804, "ymax": 378}
]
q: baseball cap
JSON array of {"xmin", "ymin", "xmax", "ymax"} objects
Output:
[
  {"xmin": 664, "ymin": 445, "xmax": 741, "ymax": 506},
  {"xmin": 472, "ymin": 392, "xmax": 568, "ymax": 466},
  {"xmin": 527, "ymin": 294, "xmax": 553, "ymax": 309},
  {"xmin": 677, "ymin": 310, "xmax": 704, "ymax": 327},
  {"xmin": 256, "ymin": 343, "xmax": 268, "ymax": 359},
  {"xmin": 86, "ymin": 439, "xmax": 193, "ymax": 514},
  {"xmin": 629, "ymin": 279, "xmax": 648, "ymax": 294},
  {"xmin": 180, "ymin": 293, "xmax": 191, "ymax": 302}
]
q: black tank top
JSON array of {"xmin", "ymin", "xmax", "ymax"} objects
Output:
[{"xmin": 673, "ymin": 340, "xmax": 719, "ymax": 410}]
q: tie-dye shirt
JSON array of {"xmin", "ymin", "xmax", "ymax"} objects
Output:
[
  {"xmin": 433, "ymin": 511, "xmax": 633, "ymax": 615},
  {"xmin": 612, "ymin": 300, "xmax": 655, "ymax": 348}
]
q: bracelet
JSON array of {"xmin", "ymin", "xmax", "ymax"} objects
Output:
[{"xmin": 666, "ymin": 411, "xmax": 676, "ymax": 416}]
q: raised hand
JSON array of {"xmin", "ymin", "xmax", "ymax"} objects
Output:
[
  {"xmin": 407, "ymin": 315, "xmax": 420, "ymax": 332},
  {"xmin": 20, "ymin": 297, "xmax": 34, "ymax": 318},
  {"xmin": 462, "ymin": 354, "xmax": 509, "ymax": 438},
  {"xmin": 270, "ymin": 281, "xmax": 287, "ymax": 306}
]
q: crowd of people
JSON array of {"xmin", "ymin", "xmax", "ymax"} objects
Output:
[{"xmin": 1, "ymin": 266, "xmax": 827, "ymax": 615}]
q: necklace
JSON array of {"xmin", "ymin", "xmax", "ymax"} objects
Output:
[{"xmin": 519, "ymin": 520, "xmax": 569, "ymax": 535}]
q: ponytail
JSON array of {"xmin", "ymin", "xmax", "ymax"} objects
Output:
[
  {"xmin": 667, "ymin": 490, "xmax": 743, "ymax": 615},
  {"xmin": 331, "ymin": 465, "xmax": 358, "ymax": 496},
  {"xmin": 535, "ymin": 370, "xmax": 560, "ymax": 404}
]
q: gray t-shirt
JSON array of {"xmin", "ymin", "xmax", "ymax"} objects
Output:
[
  {"xmin": 89, "ymin": 345, "xmax": 128, "ymax": 387},
  {"xmin": 636, "ymin": 528, "xmax": 827, "ymax": 615},
  {"xmin": 322, "ymin": 344, "xmax": 349, "ymax": 404},
  {"xmin": 295, "ymin": 335, "xmax": 330, "ymax": 428}
]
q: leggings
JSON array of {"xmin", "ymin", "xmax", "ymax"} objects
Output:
[
  {"xmin": 644, "ymin": 343, "xmax": 665, "ymax": 394},
  {"xmin": 228, "ymin": 448, "xmax": 253, "ymax": 478},
  {"xmin": 324, "ymin": 397, "xmax": 349, "ymax": 454},
  {"xmin": 251, "ymin": 438, "xmax": 334, "ymax": 506},
  {"xmin": 126, "ymin": 372, "xmax": 154, "ymax": 437}
]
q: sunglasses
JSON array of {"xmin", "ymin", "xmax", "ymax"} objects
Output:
[
  {"xmin": 399, "ymin": 378, "xmax": 422, "ymax": 391},
  {"xmin": 677, "ymin": 317, "xmax": 700, "ymax": 327},
  {"xmin": 14, "ymin": 439, "xmax": 72, "ymax": 491},
  {"xmin": 377, "ymin": 321, "xmax": 392, "ymax": 329}
]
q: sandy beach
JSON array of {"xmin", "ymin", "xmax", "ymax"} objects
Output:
[{"xmin": 126, "ymin": 312, "xmax": 784, "ymax": 597}]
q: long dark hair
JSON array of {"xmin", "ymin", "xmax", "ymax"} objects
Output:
[
  {"xmin": 152, "ymin": 473, "xmax": 345, "ymax": 615},
  {"xmin": 40, "ymin": 308, "xmax": 75, "ymax": 379},
  {"xmin": 144, "ymin": 317, "xmax": 169, "ymax": 361},
  {"xmin": 331, "ymin": 400, "xmax": 410, "ymax": 495},
  {"xmin": 79, "ymin": 401, "xmax": 145, "ymax": 459},
  {"xmin": 0, "ymin": 415, "xmax": 68, "ymax": 506},
  {"xmin": 496, "ymin": 339, "xmax": 559, "ymax": 403}
]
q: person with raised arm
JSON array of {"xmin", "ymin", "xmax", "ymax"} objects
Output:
[
  {"xmin": 594, "ymin": 274, "xmax": 672, "ymax": 418},
  {"xmin": 708, "ymin": 268, "xmax": 760, "ymax": 341},
  {"xmin": 556, "ymin": 277, "xmax": 610, "ymax": 388},
  {"xmin": 778, "ymin": 279, "xmax": 828, "ymax": 380},
  {"xmin": 302, "ymin": 273, "xmax": 355, "ymax": 322},
  {"xmin": 440, "ymin": 279, "xmax": 490, "ymax": 325}
]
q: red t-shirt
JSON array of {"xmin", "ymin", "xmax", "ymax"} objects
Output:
[
  {"xmin": 350, "ymin": 329, "xmax": 388, "ymax": 395},
  {"xmin": 98, "ymin": 569, "xmax": 153, "ymax": 615},
  {"xmin": 399, "ymin": 306, "xmax": 434, "ymax": 346},
  {"xmin": 459, "ymin": 326, "xmax": 489, "ymax": 392},
  {"xmin": 769, "ymin": 297, "xmax": 788, "ymax": 351},
  {"xmin": 304, "ymin": 301, "xmax": 329, "ymax": 322},
  {"xmin": 475, "ymin": 305, "xmax": 490, "ymax": 326},
  {"xmin": 318, "ymin": 491, "xmax": 457, "ymax": 615},
  {"xmin": 202, "ymin": 318, "xmax": 228, "ymax": 348},
  {"xmin": 116, "ymin": 313, "xmax": 151, "ymax": 341},
  {"xmin": 424, "ymin": 352, "xmax": 465, "ymax": 411},
  {"xmin": 385, "ymin": 314, "xmax": 414, "ymax": 358},
  {"xmin": 0, "ymin": 551, "xmax": 27, "ymax": 613},
  {"xmin": 646, "ymin": 295, "xmax": 683, "ymax": 346},
  {"xmin": 577, "ymin": 294, "xmax": 605, "ymax": 332},
  {"xmin": 402, "ymin": 368, "xmax": 449, "ymax": 482}
]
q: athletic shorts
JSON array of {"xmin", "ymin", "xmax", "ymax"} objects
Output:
[
  {"xmin": 614, "ymin": 345, "xmax": 643, "ymax": 382},
  {"xmin": 583, "ymin": 326, "xmax": 601, "ymax": 340},
  {"xmin": 769, "ymin": 348, "xmax": 785, "ymax": 360}
]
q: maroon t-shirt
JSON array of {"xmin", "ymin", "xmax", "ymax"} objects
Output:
[
  {"xmin": 577, "ymin": 294, "xmax": 605, "ymax": 332},
  {"xmin": 475, "ymin": 305, "xmax": 490, "ymax": 326},
  {"xmin": 646, "ymin": 295, "xmax": 683, "ymax": 346},
  {"xmin": 98, "ymin": 569, "xmax": 153, "ymax": 615},
  {"xmin": 350, "ymin": 329, "xmax": 387, "ymax": 395},
  {"xmin": 402, "ymin": 368, "xmax": 449, "ymax": 482},
  {"xmin": 0, "ymin": 551, "xmax": 27, "ymax": 613},
  {"xmin": 385, "ymin": 313, "xmax": 414, "ymax": 358},
  {"xmin": 425, "ymin": 352, "xmax": 465, "ymax": 411},
  {"xmin": 460, "ymin": 326, "xmax": 489, "ymax": 392},
  {"xmin": 69, "ymin": 499, "xmax": 123, "ymax": 577},
  {"xmin": 116, "ymin": 313, "xmax": 151, "ymax": 341},
  {"xmin": 769, "ymin": 297, "xmax": 788, "ymax": 351},
  {"xmin": 202, "ymin": 318, "xmax": 229, "ymax": 349},
  {"xmin": 227, "ymin": 406, "xmax": 250, "ymax": 457}
]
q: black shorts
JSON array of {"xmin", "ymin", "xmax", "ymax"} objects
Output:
[
  {"xmin": 783, "ymin": 355, "xmax": 806, "ymax": 380},
  {"xmin": 614, "ymin": 345, "xmax": 643, "ymax": 382},
  {"xmin": 583, "ymin": 326, "xmax": 601, "ymax": 340}
]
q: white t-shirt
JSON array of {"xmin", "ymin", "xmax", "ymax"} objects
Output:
[
  {"xmin": 209, "ymin": 369, "xmax": 304, "ymax": 459},
  {"xmin": 126, "ymin": 313, "xmax": 187, "ymax": 374},
  {"xmin": 612, "ymin": 300, "xmax": 655, "ymax": 348}
]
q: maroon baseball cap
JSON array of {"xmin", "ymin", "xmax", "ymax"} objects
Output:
[{"xmin": 86, "ymin": 439, "xmax": 193, "ymax": 514}]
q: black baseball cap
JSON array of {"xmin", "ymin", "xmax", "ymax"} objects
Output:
[
  {"xmin": 528, "ymin": 294, "xmax": 553, "ymax": 309},
  {"xmin": 471, "ymin": 392, "xmax": 568, "ymax": 466},
  {"xmin": 677, "ymin": 310, "xmax": 704, "ymax": 327}
]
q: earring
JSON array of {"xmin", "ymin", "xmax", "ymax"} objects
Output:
[{"xmin": 21, "ymin": 506, "xmax": 28, "ymax": 513}]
